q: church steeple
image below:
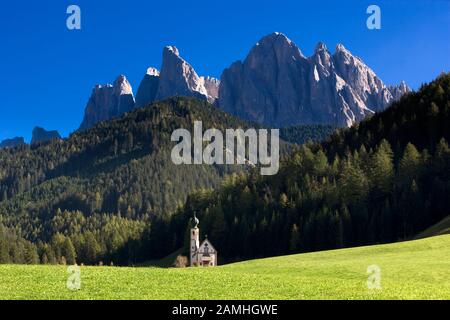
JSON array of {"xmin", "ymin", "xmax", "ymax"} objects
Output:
[
  {"xmin": 190, "ymin": 212, "xmax": 200, "ymax": 266},
  {"xmin": 192, "ymin": 212, "xmax": 199, "ymax": 228}
]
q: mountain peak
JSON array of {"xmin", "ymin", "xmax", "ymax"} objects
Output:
[
  {"xmin": 31, "ymin": 126, "xmax": 61, "ymax": 145},
  {"xmin": 247, "ymin": 32, "xmax": 305, "ymax": 69},
  {"xmin": 156, "ymin": 45, "xmax": 218, "ymax": 103},
  {"xmin": 164, "ymin": 46, "xmax": 180, "ymax": 57},
  {"xmin": 388, "ymin": 80, "xmax": 411, "ymax": 100},
  {"xmin": 115, "ymin": 74, "xmax": 127, "ymax": 82},
  {"xmin": 256, "ymin": 32, "xmax": 297, "ymax": 50},
  {"xmin": 0, "ymin": 137, "xmax": 25, "ymax": 149},
  {"xmin": 315, "ymin": 42, "xmax": 328, "ymax": 52},
  {"xmin": 135, "ymin": 68, "xmax": 160, "ymax": 109},
  {"xmin": 259, "ymin": 31, "xmax": 287, "ymax": 41},
  {"xmin": 135, "ymin": 47, "xmax": 220, "ymax": 110},
  {"xmin": 312, "ymin": 42, "xmax": 332, "ymax": 69},
  {"xmin": 146, "ymin": 67, "xmax": 160, "ymax": 76},
  {"xmin": 79, "ymin": 75, "xmax": 135, "ymax": 130},
  {"xmin": 399, "ymin": 80, "xmax": 409, "ymax": 89},
  {"xmin": 219, "ymin": 34, "xmax": 410, "ymax": 128},
  {"xmin": 335, "ymin": 43, "xmax": 348, "ymax": 53},
  {"xmin": 114, "ymin": 75, "xmax": 133, "ymax": 96}
]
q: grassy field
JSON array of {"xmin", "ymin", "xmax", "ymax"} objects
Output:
[{"xmin": 1, "ymin": 235, "xmax": 449, "ymax": 300}]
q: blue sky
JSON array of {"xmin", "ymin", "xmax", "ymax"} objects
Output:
[{"xmin": 0, "ymin": 0, "xmax": 449, "ymax": 142}]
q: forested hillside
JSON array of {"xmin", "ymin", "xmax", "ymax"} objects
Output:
[
  {"xmin": 154, "ymin": 73, "xmax": 450, "ymax": 264},
  {"xmin": 0, "ymin": 98, "xmax": 257, "ymax": 264},
  {"xmin": 1, "ymin": 73, "xmax": 449, "ymax": 266},
  {"xmin": 280, "ymin": 124, "xmax": 337, "ymax": 145}
]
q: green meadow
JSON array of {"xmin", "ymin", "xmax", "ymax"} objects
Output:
[{"xmin": 1, "ymin": 235, "xmax": 449, "ymax": 300}]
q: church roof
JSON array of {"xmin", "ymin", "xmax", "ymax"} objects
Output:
[{"xmin": 199, "ymin": 238, "xmax": 217, "ymax": 253}]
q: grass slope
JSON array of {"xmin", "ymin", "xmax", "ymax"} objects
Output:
[
  {"xmin": 1, "ymin": 235, "xmax": 449, "ymax": 300},
  {"xmin": 138, "ymin": 248, "xmax": 184, "ymax": 267},
  {"xmin": 416, "ymin": 215, "xmax": 450, "ymax": 239}
]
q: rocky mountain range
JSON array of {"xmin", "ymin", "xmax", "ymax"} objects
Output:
[
  {"xmin": 31, "ymin": 127, "xmax": 61, "ymax": 145},
  {"xmin": 79, "ymin": 32, "xmax": 409, "ymax": 130},
  {"xmin": 219, "ymin": 33, "xmax": 410, "ymax": 127},
  {"xmin": 0, "ymin": 137, "xmax": 25, "ymax": 149},
  {"xmin": 80, "ymin": 46, "xmax": 219, "ymax": 130},
  {"xmin": 389, "ymin": 81, "xmax": 410, "ymax": 101},
  {"xmin": 0, "ymin": 127, "xmax": 61, "ymax": 149}
]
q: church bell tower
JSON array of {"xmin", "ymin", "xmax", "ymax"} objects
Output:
[{"xmin": 190, "ymin": 213, "xmax": 200, "ymax": 266}]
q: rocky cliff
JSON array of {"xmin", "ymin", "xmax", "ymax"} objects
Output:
[
  {"xmin": 218, "ymin": 32, "xmax": 410, "ymax": 127},
  {"xmin": 0, "ymin": 137, "xmax": 25, "ymax": 149},
  {"xmin": 79, "ymin": 75, "xmax": 135, "ymax": 130},
  {"xmin": 31, "ymin": 127, "xmax": 61, "ymax": 145},
  {"xmin": 135, "ymin": 46, "xmax": 219, "ymax": 109}
]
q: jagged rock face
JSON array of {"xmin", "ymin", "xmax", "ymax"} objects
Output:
[
  {"xmin": 80, "ymin": 48, "xmax": 220, "ymax": 130},
  {"xmin": 220, "ymin": 32, "xmax": 310, "ymax": 125},
  {"xmin": 219, "ymin": 32, "xmax": 409, "ymax": 128},
  {"xmin": 135, "ymin": 67, "xmax": 160, "ymax": 109},
  {"xmin": 156, "ymin": 46, "xmax": 218, "ymax": 103},
  {"xmin": 79, "ymin": 33, "xmax": 409, "ymax": 130},
  {"xmin": 31, "ymin": 127, "xmax": 61, "ymax": 145},
  {"xmin": 332, "ymin": 44, "xmax": 393, "ymax": 114},
  {"xmin": 0, "ymin": 137, "xmax": 25, "ymax": 149},
  {"xmin": 201, "ymin": 76, "xmax": 220, "ymax": 103},
  {"xmin": 79, "ymin": 75, "xmax": 135, "ymax": 130},
  {"xmin": 389, "ymin": 81, "xmax": 411, "ymax": 101},
  {"xmin": 135, "ymin": 47, "xmax": 220, "ymax": 108},
  {"xmin": 156, "ymin": 46, "xmax": 206, "ymax": 101}
]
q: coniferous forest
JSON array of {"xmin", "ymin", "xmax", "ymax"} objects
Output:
[
  {"xmin": 0, "ymin": 98, "xmax": 253, "ymax": 264},
  {"xmin": 280, "ymin": 124, "xmax": 337, "ymax": 145},
  {"xmin": 1, "ymin": 73, "xmax": 449, "ymax": 266}
]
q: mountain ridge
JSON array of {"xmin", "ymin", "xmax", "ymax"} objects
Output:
[
  {"xmin": 0, "ymin": 137, "xmax": 25, "ymax": 149},
  {"xmin": 219, "ymin": 32, "xmax": 410, "ymax": 128},
  {"xmin": 78, "ymin": 32, "xmax": 409, "ymax": 131}
]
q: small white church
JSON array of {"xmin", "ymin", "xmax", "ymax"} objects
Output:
[{"xmin": 190, "ymin": 214, "xmax": 217, "ymax": 267}]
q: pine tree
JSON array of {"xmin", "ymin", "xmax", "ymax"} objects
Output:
[
  {"xmin": 24, "ymin": 243, "xmax": 39, "ymax": 264},
  {"xmin": 95, "ymin": 192, "xmax": 102, "ymax": 212},
  {"xmin": 0, "ymin": 238, "xmax": 10, "ymax": 263},
  {"xmin": 62, "ymin": 237, "xmax": 77, "ymax": 265},
  {"xmin": 340, "ymin": 158, "xmax": 369, "ymax": 206},
  {"xmin": 369, "ymin": 139, "xmax": 394, "ymax": 199},
  {"xmin": 398, "ymin": 142, "xmax": 421, "ymax": 189},
  {"xmin": 50, "ymin": 233, "xmax": 66, "ymax": 262},
  {"xmin": 83, "ymin": 232, "xmax": 100, "ymax": 264},
  {"xmin": 314, "ymin": 150, "xmax": 328, "ymax": 176}
]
